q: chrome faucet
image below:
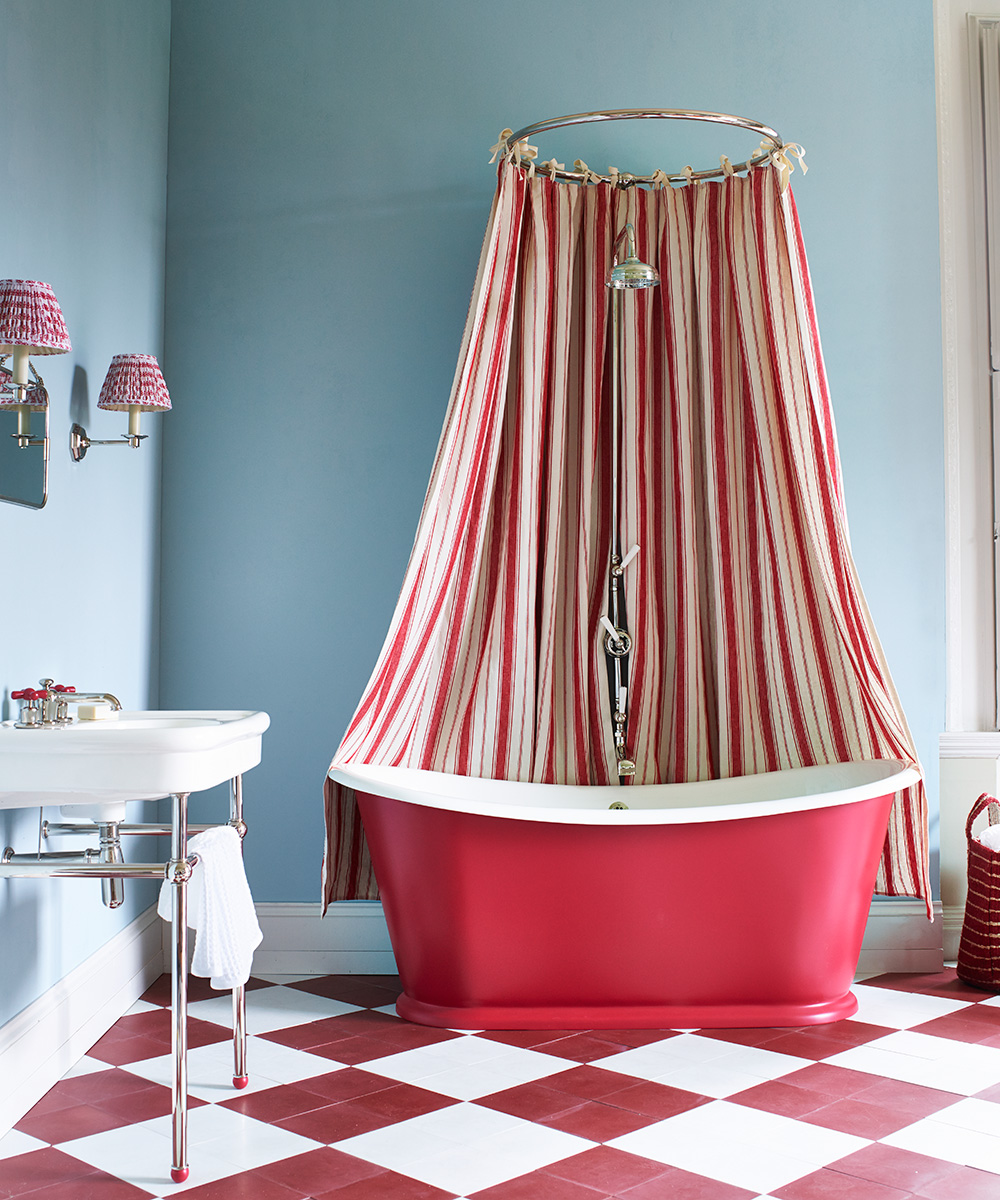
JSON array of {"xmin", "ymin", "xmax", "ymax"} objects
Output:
[{"xmin": 11, "ymin": 679, "xmax": 123, "ymax": 728}]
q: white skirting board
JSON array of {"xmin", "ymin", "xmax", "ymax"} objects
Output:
[
  {"xmin": 254, "ymin": 897, "xmax": 945, "ymax": 977},
  {"xmin": 856, "ymin": 899, "xmax": 945, "ymax": 975},
  {"xmin": 0, "ymin": 905, "xmax": 164, "ymax": 1137}
]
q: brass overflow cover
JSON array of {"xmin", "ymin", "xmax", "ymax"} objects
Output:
[{"xmin": 609, "ymin": 801, "xmax": 629, "ymax": 810}]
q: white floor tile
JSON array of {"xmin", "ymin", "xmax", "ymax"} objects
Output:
[
  {"xmin": 0, "ymin": 1129, "xmax": 47, "ymax": 1160},
  {"xmin": 930, "ymin": 1097, "xmax": 1000, "ymax": 1136},
  {"xmin": 251, "ymin": 973, "xmax": 328, "ymax": 983},
  {"xmin": 592, "ymin": 1033, "xmax": 811, "ymax": 1098},
  {"xmin": 143, "ymin": 1104, "xmax": 322, "ymax": 1169},
  {"xmin": 825, "ymin": 1031, "xmax": 1000, "ymax": 1096},
  {"xmin": 123, "ymin": 1035, "xmax": 345, "ymax": 1100},
  {"xmin": 56, "ymin": 1122, "xmax": 238, "ymax": 1196},
  {"xmin": 187, "ymin": 984, "xmax": 360, "ymax": 1033},
  {"xmin": 608, "ymin": 1100, "xmax": 868, "ymax": 1195},
  {"xmin": 362, "ymin": 1039, "xmax": 574, "ymax": 1099},
  {"xmin": 334, "ymin": 1103, "xmax": 594, "ymax": 1195},
  {"xmin": 60, "ymin": 1054, "xmax": 110, "ymax": 1079},
  {"xmin": 125, "ymin": 999, "xmax": 163, "ymax": 1016},
  {"xmin": 884, "ymin": 1113, "xmax": 1000, "ymax": 1175},
  {"xmin": 849, "ymin": 983, "xmax": 972, "ymax": 1029},
  {"xmin": 980, "ymin": 994, "xmax": 1000, "ymax": 1008}
]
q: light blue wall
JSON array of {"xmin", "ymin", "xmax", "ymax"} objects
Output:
[
  {"xmin": 161, "ymin": 0, "xmax": 943, "ymax": 899},
  {"xmin": 0, "ymin": 0, "xmax": 171, "ymax": 1024}
]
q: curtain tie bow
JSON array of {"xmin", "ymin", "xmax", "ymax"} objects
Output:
[
  {"xmin": 769, "ymin": 142, "xmax": 808, "ymax": 193},
  {"xmin": 488, "ymin": 129, "xmax": 514, "ymax": 164}
]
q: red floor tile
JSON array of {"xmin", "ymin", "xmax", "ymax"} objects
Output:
[
  {"xmin": 758, "ymin": 1029, "xmax": 875, "ymax": 1059},
  {"xmin": 312, "ymin": 1168, "xmax": 454, "ymax": 1199},
  {"xmin": 294, "ymin": 1068, "xmax": 400, "ymax": 1103},
  {"xmin": 914, "ymin": 1163, "xmax": 1000, "ymax": 1199},
  {"xmin": 14, "ymin": 1101, "xmax": 137, "ymax": 1144},
  {"xmin": 276, "ymin": 1094, "xmax": 445, "ymax": 1142},
  {"xmin": 817, "ymin": 1019, "xmax": 899, "ymax": 1046},
  {"xmin": 477, "ymin": 1029, "xmax": 579, "ymax": 1049},
  {"xmin": 0, "ymin": 1148, "xmax": 100, "ymax": 1195},
  {"xmin": 772, "ymin": 1165, "xmax": 912, "ymax": 1198},
  {"xmin": 350, "ymin": 1082, "xmax": 457, "ymax": 1122},
  {"xmin": 536, "ymin": 1064, "xmax": 641, "ymax": 1100},
  {"xmin": 138, "ymin": 973, "xmax": 271, "ymax": 1007},
  {"xmin": 45, "ymin": 1067, "xmax": 160, "ymax": 1106},
  {"xmin": 600, "ymin": 1078, "xmax": 712, "ymax": 1119},
  {"xmin": 542, "ymin": 1144, "xmax": 673, "ymax": 1191},
  {"xmin": 730, "ymin": 1078, "xmax": 833, "ymax": 1119},
  {"xmin": 699, "ymin": 1025, "xmax": 795, "ymax": 1048},
  {"xmin": 802, "ymin": 1096, "xmax": 922, "ymax": 1139},
  {"xmin": 826, "ymin": 1143, "xmax": 959, "ymax": 1192},
  {"xmin": 165, "ymin": 1170, "xmax": 308, "ymax": 1199},
  {"xmin": 908, "ymin": 1013, "xmax": 1000, "ymax": 1043},
  {"xmin": 478, "ymin": 1081, "xmax": 592, "ymax": 1122},
  {"xmin": 106, "ymin": 1008, "xmax": 233, "ymax": 1050},
  {"xmin": 539, "ymin": 1097, "xmax": 657, "ymax": 1140},
  {"xmin": 779, "ymin": 1061, "xmax": 885, "ymax": 1099},
  {"xmin": 253, "ymin": 1147, "xmax": 384, "ymax": 1194},
  {"xmin": 468, "ymin": 1168, "xmax": 604, "ymax": 1198},
  {"xmin": 85, "ymin": 1031, "xmax": 173, "ymax": 1067},
  {"xmin": 860, "ymin": 969, "xmax": 992, "ymax": 1000},
  {"xmin": 619, "ymin": 1163, "xmax": 757, "ymax": 1199},
  {"xmin": 219, "ymin": 1081, "xmax": 337, "ymax": 1122},
  {"xmin": 513, "ymin": 1031, "xmax": 631, "ymax": 1063},
  {"xmin": 265, "ymin": 1033, "xmax": 401, "ymax": 1065},
  {"xmin": 9, "ymin": 1172, "xmax": 157, "ymax": 1199},
  {"xmin": 95, "ymin": 1081, "xmax": 207, "ymax": 1123},
  {"xmin": 286, "ymin": 976, "xmax": 402, "ymax": 1007},
  {"xmin": 854, "ymin": 1076, "xmax": 960, "ymax": 1118}
]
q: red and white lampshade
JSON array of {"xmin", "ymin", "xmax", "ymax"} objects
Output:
[
  {"xmin": 0, "ymin": 279, "xmax": 71, "ymax": 382},
  {"xmin": 0, "ymin": 280, "xmax": 68, "ymax": 436},
  {"xmin": 97, "ymin": 354, "xmax": 171, "ymax": 437},
  {"xmin": 0, "ymin": 279, "xmax": 72, "ymax": 354}
]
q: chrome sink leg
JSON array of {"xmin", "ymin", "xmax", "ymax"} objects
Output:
[
  {"xmin": 230, "ymin": 774, "xmax": 249, "ymax": 1089},
  {"xmin": 169, "ymin": 791, "xmax": 192, "ymax": 1185}
]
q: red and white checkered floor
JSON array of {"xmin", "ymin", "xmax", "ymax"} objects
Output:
[{"xmin": 2, "ymin": 970, "xmax": 1000, "ymax": 1199}]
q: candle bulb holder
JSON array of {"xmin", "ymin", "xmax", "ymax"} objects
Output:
[{"xmin": 70, "ymin": 354, "xmax": 170, "ymax": 464}]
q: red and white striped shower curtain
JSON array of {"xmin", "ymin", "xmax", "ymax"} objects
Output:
[{"xmin": 323, "ymin": 159, "xmax": 930, "ymax": 914}]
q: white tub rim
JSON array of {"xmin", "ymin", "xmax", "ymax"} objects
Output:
[{"xmin": 329, "ymin": 759, "xmax": 920, "ymax": 825}]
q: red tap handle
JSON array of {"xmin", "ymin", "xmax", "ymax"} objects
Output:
[
  {"xmin": 13, "ymin": 688, "xmax": 42, "ymax": 700},
  {"xmin": 11, "ymin": 690, "xmax": 27, "ymax": 699},
  {"xmin": 52, "ymin": 685, "xmax": 75, "ymax": 694}
]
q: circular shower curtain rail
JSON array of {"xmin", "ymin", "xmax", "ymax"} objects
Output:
[{"xmin": 503, "ymin": 107, "xmax": 784, "ymax": 185}]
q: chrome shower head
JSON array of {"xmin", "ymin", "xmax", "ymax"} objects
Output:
[{"xmin": 606, "ymin": 223, "xmax": 660, "ymax": 289}]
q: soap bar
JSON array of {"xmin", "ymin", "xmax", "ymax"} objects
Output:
[{"xmin": 77, "ymin": 703, "xmax": 118, "ymax": 721}]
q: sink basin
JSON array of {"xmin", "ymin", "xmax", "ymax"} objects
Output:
[{"xmin": 0, "ymin": 710, "xmax": 270, "ymax": 815}]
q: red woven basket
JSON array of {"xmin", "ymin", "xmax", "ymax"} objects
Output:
[{"xmin": 957, "ymin": 792, "xmax": 1000, "ymax": 990}]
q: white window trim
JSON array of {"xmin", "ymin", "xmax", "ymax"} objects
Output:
[{"xmin": 936, "ymin": 1, "xmax": 1000, "ymax": 731}]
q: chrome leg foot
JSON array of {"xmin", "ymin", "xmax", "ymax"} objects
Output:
[{"xmin": 232, "ymin": 982, "xmax": 247, "ymax": 1088}]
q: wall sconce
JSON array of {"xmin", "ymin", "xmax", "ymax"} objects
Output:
[
  {"xmin": 0, "ymin": 279, "xmax": 71, "ymax": 445},
  {"xmin": 70, "ymin": 354, "xmax": 171, "ymax": 462}
]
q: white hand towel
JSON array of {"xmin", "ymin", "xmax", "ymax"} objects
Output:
[{"xmin": 157, "ymin": 825, "xmax": 263, "ymax": 989}]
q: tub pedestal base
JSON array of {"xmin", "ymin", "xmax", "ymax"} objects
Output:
[{"xmin": 395, "ymin": 990, "xmax": 860, "ymax": 1030}]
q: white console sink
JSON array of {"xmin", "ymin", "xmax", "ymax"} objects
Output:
[{"xmin": 0, "ymin": 710, "xmax": 270, "ymax": 814}]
